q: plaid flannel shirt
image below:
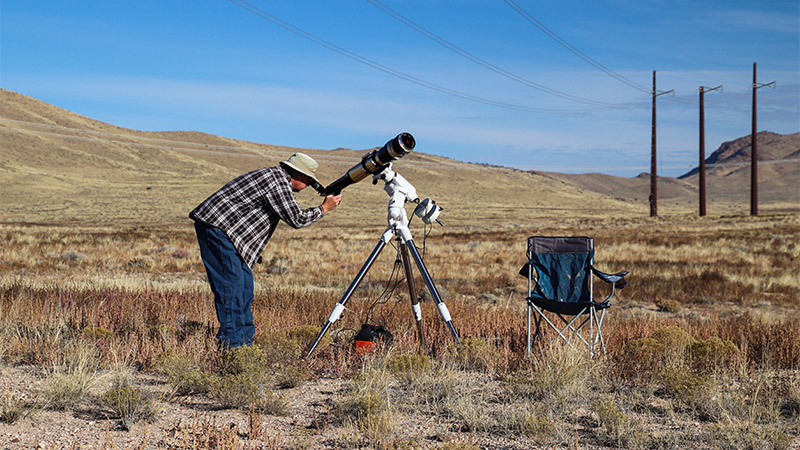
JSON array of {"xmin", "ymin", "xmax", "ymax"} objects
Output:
[{"xmin": 189, "ymin": 166, "xmax": 323, "ymax": 268}]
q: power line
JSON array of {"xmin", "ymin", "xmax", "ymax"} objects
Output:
[
  {"xmin": 504, "ymin": 0, "xmax": 650, "ymax": 94},
  {"xmin": 366, "ymin": 0, "xmax": 625, "ymax": 108},
  {"xmin": 226, "ymin": 0, "xmax": 607, "ymax": 114}
]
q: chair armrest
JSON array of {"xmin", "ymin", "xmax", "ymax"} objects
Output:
[{"xmin": 591, "ymin": 267, "xmax": 629, "ymax": 289}]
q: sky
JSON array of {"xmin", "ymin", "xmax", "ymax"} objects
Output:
[{"xmin": 1, "ymin": 0, "xmax": 798, "ymax": 177}]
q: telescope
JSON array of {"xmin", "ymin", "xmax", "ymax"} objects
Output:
[
  {"xmin": 304, "ymin": 132, "xmax": 459, "ymax": 359},
  {"xmin": 321, "ymin": 132, "xmax": 415, "ymax": 196}
]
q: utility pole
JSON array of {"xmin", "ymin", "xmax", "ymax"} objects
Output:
[
  {"xmin": 650, "ymin": 70, "xmax": 673, "ymax": 217},
  {"xmin": 698, "ymin": 85, "xmax": 722, "ymax": 217},
  {"xmin": 751, "ymin": 62, "xmax": 776, "ymax": 216}
]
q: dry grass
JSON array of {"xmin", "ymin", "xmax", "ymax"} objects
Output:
[
  {"xmin": 4, "ymin": 88, "xmax": 798, "ymax": 447},
  {"xmin": 1, "ymin": 213, "xmax": 799, "ymax": 448}
]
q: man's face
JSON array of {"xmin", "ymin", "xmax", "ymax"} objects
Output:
[{"xmin": 290, "ymin": 173, "xmax": 312, "ymax": 192}]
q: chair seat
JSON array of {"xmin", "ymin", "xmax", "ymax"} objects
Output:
[{"xmin": 527, "ymin": 297, "xmax": 610, "ymax": 316}]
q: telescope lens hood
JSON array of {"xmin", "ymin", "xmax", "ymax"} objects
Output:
[
  {"xmin": 323, "ymin": 132, "xmax": 415, "ymax": 195},
  {"xmin": 375, "ymin": 132, "xmax": 414, "ymax": 166}
]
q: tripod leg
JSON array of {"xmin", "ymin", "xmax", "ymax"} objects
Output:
[
  {"xmin": 403, "ymin": 237, "xmax": 460, "ymax": 344},
  {"xmin": 399, "ymin": 242, "xmax": 426, "ymax": 351},
  {"xmin": 304, "ymin": 234, "xmax": 389, "ymax": 359}
]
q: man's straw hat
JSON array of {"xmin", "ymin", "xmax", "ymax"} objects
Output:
[{"xmin": 280, "ymin": 153, "xmax": 319, "ymax": 184}]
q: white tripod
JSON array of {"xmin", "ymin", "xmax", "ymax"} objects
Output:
[{"xmin": 304, "ymin": 164, "xmax": 460, "ymax": 359}]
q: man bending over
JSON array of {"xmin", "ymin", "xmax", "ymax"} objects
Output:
[{"xmin": 190, "ymin": 153, "xmax": 342, "ymax": 349}]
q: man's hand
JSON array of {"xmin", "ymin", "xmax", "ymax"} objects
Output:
[{"xmin": 322, "ymin": 194, "xmax": 342, "ymax": 213}]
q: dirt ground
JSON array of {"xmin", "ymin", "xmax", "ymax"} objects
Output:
[
  {"xmin": 0, "ymin": 366, "xmax": 568, "ymax": 450},
  {"xmin": 0, "ymin": 363, "xmax": 621, "ymax": 450}
]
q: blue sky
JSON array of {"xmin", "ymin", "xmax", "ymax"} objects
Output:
[{"xmin": 2, "ymin": 0, "xmax": 798, "ymax": 176}]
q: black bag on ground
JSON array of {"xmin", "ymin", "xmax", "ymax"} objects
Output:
[{"xmin": 353, "ymin": 324, "xmax": 393, "ymax": 352}]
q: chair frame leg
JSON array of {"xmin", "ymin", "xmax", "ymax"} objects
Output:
[{"xmin": 528, "ymin": 304, "xmax": 607, "ymax": 357}]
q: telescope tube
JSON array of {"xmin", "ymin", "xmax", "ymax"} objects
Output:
[{"xmin": 324, "ymin": 132, "xmax": 415, "ymax": 195}]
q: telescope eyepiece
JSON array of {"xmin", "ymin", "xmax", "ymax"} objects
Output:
[{"xmin": 309, "ymin": 180, "xmax": 325, "ymax": 196}]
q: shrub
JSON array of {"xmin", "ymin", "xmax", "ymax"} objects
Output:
[
  {"xmin": 503, "ymin": 343, "xmax": 590, "ymax": 410},
  {"xmin": 385, "ymin": 353, "xmax": 432, "ymax": 384},
  {"xmin": 650, "ymin": 326, "xmax": 695, "ymax": 359},
  {"xmin": 254, "ymin": 390, "xmax": 290, "ymax": 416},
  {"xmin": 222, "ymin": 345, "xmax": 268, "ymax": 380},
  {"xmin": 155, "ymin": 349, "xmax": 212, "ymax": 395},
  {"xmin": 622, "ymin": 337, "xmax": 662, "ymax": 372},
  {"xmin": 40, "ymin": 342, "xmax": 98, "ymax": 410},
  {"xmin": 655, "ymin": 298, "xmax": 682, "ymax": 313},
  {"xmin": 83, "ymin": 326, "xmax": 113, "ymax": 341},
  {"xmin": 708, "ymin": 421, "xmax": 792, "ymax": 450},
  {"xmin": 101, "ymin": 386, "xmax": 159, "ymax": 430},
  {"xmin": 1, "ymin": 394, "xmax": 34, "ymax": 424},
  {"xmin": 455, "ymin": 337, "xmax": 494, "ymax": 371},
  {"xmin": 657, "ymin": 367, "xmax": 712, "ymax": 408},
  {"xmin": 333, "ymin": 368, "xmax": 396, "ymax": 443},
  {"xmin": 622, "ymin": 326, "xmax": 697, "ymax": 380},
  {"xmin": 209, "ymin": 372, "xmax": 257, "ymax": 409},
  {"xmin": 436, "ymin": 442, "xmax": 481, "ymax": 450},
  {"xmin": 592, "ymin": 398, "xmax": 630, "ymax": 437},
  {"xmin": 690, "ymin": 336, "xmax": 738, "ymax": 373},
  {"xmin": 592, "ymin": 397, "xmax": 647, "ymax": 448},
  {"xmin": 252, "ymin": 330, "xmax": 299, "ymax": 363},
  {"xmin": 521, "ymin": 413, "xmax": 556, "ymax": 443},
  {"xmin": 275, "ymin": 364, "xmax": 309, "ymax": 389}
]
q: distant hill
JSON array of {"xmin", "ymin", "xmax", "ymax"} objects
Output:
[
  {"xmin": 0, "ymin": 89, "xmax": 641, "ymax": 227},
  {"xmin": 1, "ymin": 89, "xmax": 796, "ymax": 226},
  {"xmin": 680, "ymin": 131, "xmax": 800, "ymax": 179},
  {"xmin": 533, "ymin": 132, "xmax": 799, "ymax": 212},
  {"xmin": 530, "ymin": 171, "xmax": 696, "ymax": 204},
  {"xmin": 676, "ymin": 132, "xmax": 800, "ymax": 207}
]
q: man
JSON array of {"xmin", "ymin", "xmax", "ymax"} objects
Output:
[{"xmin": 190, "ymin": 153, "xmax": 342, "ymax": 349}]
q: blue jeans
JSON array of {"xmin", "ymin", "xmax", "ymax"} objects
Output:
[{"xmin": 194, "ymin": 221, "xmax": 254, "ymax": 348}]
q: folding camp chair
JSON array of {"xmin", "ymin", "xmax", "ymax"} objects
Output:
[{"xmin": 520, "ymin": 236, "xmax": 628, "ymax": 357}]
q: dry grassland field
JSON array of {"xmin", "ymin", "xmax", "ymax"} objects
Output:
[{"xmin": 1, "ymin": 90, "xmax": 799, "ymax": 449}]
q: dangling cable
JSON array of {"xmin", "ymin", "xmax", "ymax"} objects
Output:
[{"xmin": 363, "ymin": 247, "xmax": 404, "ymax": 324}]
